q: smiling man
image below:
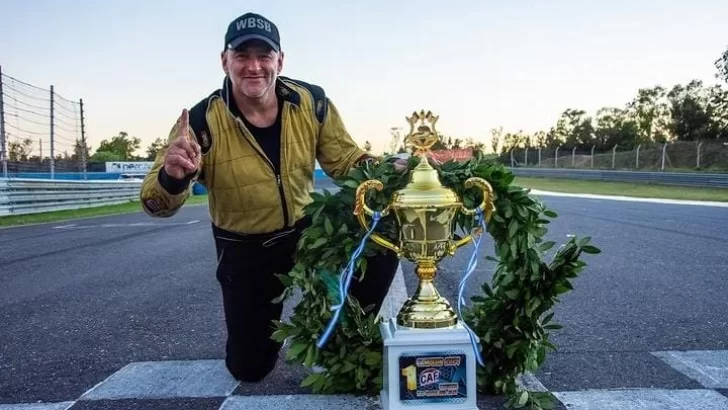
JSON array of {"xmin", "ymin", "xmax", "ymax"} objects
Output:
[{"xmin": 139, "ymin": 12, "xmax": 400, "ymax": 383}]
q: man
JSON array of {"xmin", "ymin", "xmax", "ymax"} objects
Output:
[{"xmin": 140, "ymin": 12, "xmax": 400, "ymax": 382}]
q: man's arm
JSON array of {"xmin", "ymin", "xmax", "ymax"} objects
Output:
[
  {"xmin": 140, "ymin": 110, "xmax": 203, "ymax": 217},
  {"xmin": 315, "ymin": 98, "xmax": 377, "ymax": 178}
]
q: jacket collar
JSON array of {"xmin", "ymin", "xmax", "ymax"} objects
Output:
[{"xmin": 220, "ymin": 76, "xmax": 300, "ymax": 112}]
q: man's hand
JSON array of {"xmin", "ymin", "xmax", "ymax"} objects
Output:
[
  {"xmin": 164, "ymin": 109, "xmax": 201, "ymax": 180},
  {"xmin": 393, "ymin": 158, "xmax": 409, "ymax": 173}
]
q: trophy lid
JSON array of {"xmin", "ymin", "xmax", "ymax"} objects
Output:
[{"xmin": 390, "ymin": 110, "xmax": 461, "ymax": 208}]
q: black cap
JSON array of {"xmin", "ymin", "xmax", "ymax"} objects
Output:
[{"xmin": 225, "ymin": 12, "xmax": 280, "ymax": 52}]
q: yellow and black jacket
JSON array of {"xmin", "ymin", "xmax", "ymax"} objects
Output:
[{"xmin": 140, "ymin": 76, "xmax": 369, "ymax": 235}]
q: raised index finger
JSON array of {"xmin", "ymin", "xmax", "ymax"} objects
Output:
[{"xmin": 178, "ymin": 109, "xmax": 189, "ymax": 138}]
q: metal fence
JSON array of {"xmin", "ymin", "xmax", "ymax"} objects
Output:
[
  {"xmin": 507, "ymin": 141, "xmax": 728, "ymax": 172},
  {"xmin": 0, "ymin": 178, "xmax": 141, "ymax": 216},
  {"xmin": 0, "ymin": 66, "xmax": 88, "ymax": 179}
]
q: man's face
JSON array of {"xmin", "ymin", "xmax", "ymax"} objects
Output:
[{"xmin": 221, "ymin": 40, "xmax": 283, "ymax": 99}]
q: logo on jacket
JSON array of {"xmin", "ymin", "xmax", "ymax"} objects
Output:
[{"xmin": 199, "ymin": 131, "xmax": 211, "ymax": 154}]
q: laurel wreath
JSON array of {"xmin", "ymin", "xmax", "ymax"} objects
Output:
[{"xmin": 271, "ymin": 153, "xmax": 600, "ymax": 409}]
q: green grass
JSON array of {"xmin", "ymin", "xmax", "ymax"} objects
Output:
[
  {"xmin": 0, "ymin": 195, "xmax": 209, "ymax": 228},
  {"xmin": 513, "ymin": 177, "xmax": 728, "ymax": 202}
]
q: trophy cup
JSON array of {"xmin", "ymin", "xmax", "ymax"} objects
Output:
[{"xmin": 354, "ymin": 110, "xmax": 495, "ymax": 410}]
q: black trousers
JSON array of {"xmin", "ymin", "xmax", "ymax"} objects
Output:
[{"xmin": 213, "ymin": 222, "xmax": 400, "ymax": 382}]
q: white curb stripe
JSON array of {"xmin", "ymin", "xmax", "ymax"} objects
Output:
[
  {"xmin": 0, "ymin": 403, "xmax": 75, "ymax": 410},
  {"xmin": 528, "ymin": 189, "xmax": 728, "ymax": 207},
  {"xmin": 653, "ymin": 350, "xmax": 728, "ymax": 389},
  {"xmin": 552, "ymin": 388, "xmax": 728, "ymax": 410}
]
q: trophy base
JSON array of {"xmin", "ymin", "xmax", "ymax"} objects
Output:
[
  {"xmin": 396, "ymin": 296, "xmax": 458, "ymax": 329},
  {"xmin": 379, "ymin": 318, "xmax": 479, "ymax": 410}
]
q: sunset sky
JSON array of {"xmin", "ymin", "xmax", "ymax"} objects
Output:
[{"xmin": 2, "ymin": 0, "xmax": 726, "ymax": 156}]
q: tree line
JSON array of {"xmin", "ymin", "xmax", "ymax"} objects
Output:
[
  {"xmin": 490, "ymin": 46, "xmax": 728, "ymax": 154},
  {"xmin": 377, "ymin": 45, "xmax": 728, "ymax": 156}
]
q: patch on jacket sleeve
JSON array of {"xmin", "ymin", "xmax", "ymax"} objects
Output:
[
  {"xmin": 188, "ymin": 96, "xmax": 213, "ymax": 154},
  {"xmin": 281, "ymin": 77, "xmax": 328, "ymax": 124},
  {"xmin": 143, "ymin": 197, "xmax": 178, "ymax": 217}
]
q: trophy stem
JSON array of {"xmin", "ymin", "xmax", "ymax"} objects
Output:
[{"xmin": 396, "ymin": 261, "xmax": 458, "ymax": 329}]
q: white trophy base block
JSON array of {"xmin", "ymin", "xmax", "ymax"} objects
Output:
[{"xmin": 379, "ymin": 317, "xmax": 479, "ymax": 410}]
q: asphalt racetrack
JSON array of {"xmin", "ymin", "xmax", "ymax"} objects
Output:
[{"xmin": 1, "ymin": 179, "xmax": 727, "ymax": 409}]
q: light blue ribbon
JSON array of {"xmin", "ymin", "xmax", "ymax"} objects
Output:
[
  {"xmin": 457, "ymin": 209, "xmax": 486, "ymax": 367},
  {"xmin": 316, "ymin": 211, "xmax": 382, "ymax": 349}
]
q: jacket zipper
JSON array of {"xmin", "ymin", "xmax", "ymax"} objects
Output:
[
  {"xmin": 234, "ymin": 118, "xmax": 290, "ymax": 228},
  {"xmin": 221, "ymin": 80, "xmax": 290, "ymax": 229}
]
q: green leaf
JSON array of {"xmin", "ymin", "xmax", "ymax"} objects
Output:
[
  {"xmin": 517, "ymin": 390, "xmax": 529, "ymax": 406},
  {"xmin": 324, "ymin": 217, "xmax": 334, "ymax": 236},
  {"xmin": 543, "ymin": 209, "xmax": 558, "ymax": 218},
  {"xmin": 312, "ymin": 205, "xmax": 325, "ymax": 223},
  {"xmin": 508, "ymin": 220, "xmax": 519, "ymax": 238},
  {"xmin": 539, "ymin": 241, "xmax": 556, "ymax": 252},
  {"xmin": 499, "ymin": 272, "xmax": 515, "ymax": 287},
  {"xmin": 286, "ymin": 341, "xmax": 309, "ymax": 359},
  {"xmin": 310, "ymin": 237, "xmax": 327, "ymax": 249},
  {"xmin": 527, "ymin": 298, "xmax": 542, "ymax": 318},
  {"xmin": 530, "ymin": 258, "xmax": 540, "ymax": 277},
  {"xmin": 342, "ymin": 179, "xmax": 359, "ymax": 189},
  {"xmin": 275, "ymin": 273, "xmax": 293, "ymax": 288},
  {"xmin": 581, "ymin": 245, "xmax": 601, "ymax": 254},
  {"xmin": 542, "ymin": 312, "xmax": 554, "ymax": 325},
  {"xmin": 364, "ymin": 351, "xmax": 381, "ymax": 366},
  {"xmin": 300, "ymin": 372, "xmax": 321, "ymax": 387},
  {"xmin": 304, "ymin": 345, "xmax": 316, "ymax": 367},
  {"xmin": 505, "ymin": 289, "xmax": 520, "ymax": 299}
]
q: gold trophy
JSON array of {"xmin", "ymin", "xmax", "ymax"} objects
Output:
[{"xmin": 354, "ymin": 110, "xmax": 494, "ymax": 410}]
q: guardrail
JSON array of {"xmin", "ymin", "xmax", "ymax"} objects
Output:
[
  {"xmin": 509, "ymin": 167, "xmax": 728, "ymax": 188},
  {"xmin": 0, "ymin": 178, "xmax": 142, "ymax": 217}
]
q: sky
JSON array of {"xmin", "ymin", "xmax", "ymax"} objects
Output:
[{"xmin": 1, "ymin": 0, "xmax": 727, "ymax": 157}]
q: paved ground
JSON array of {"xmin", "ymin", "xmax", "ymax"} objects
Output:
[{"xmin": 1, "ymin": 182, "xmax": 727, "ymax": 409}]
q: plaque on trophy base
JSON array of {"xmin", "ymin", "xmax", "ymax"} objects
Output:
[{"xmin": 379, "ymin": 318, "xmax": 479, "ymax": 410}]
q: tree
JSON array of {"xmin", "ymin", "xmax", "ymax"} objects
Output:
[
  {"xmin": 74, "ymin": 139, "xmax": 91, "ymax": 162},
  {"xmin": 501, "ymin": 130, "xmax": 530, "ymax": 152},
  {"xmin": 146, "ymin": 137, "xmax": 166, "ymax": 160},
  {"xmin": 387, "ymin": 127, "xmax": 404, "ymax": 155},
  {"xmin": 90, "ymin": 150, "xmax": 125, "ymax": 162},
  {"xmin": 489, "ymin": 127, "xmax": 502, "ymax": 154},
  {"xmin": 667, "ymin": 80, "xmax": 719, "ymax": 141},
  {"xmin": 96, "ymin": 131, "xmax": 141, "ymax": 160},
  {"xmin": 532, "ymin": 131, "xmax": 547, "ymax": 148},
  {"xmin": 552, "ymin": 109, "xmax": 595, "ymax": 148},
  {"xmin": 8, "ymin": 138, "xmax": 33, "ymax": 161},
  {"xmin": 625, "ymin": 86, "xmax": 671, "ymax": 143},
  {"xmin": 716, "ymin": 46, "xmax": 728, "ymax": 84},
  {"xmin": 594, "ymin": 107, "xmax": 640, "ymax": 149},
  {"xmin": 463, "ymin": 137, "xmax": 485, "ymax": 155},
  {"xmin": 708, "ymin": 84, "xmax": 728, "ymax": 139}
]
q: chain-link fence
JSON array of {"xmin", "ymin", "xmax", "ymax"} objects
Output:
[
  {"xmin": 0, "ymin": 66, "xmax": 88, "ymax": 178},
  {"xmin": 506, "ymin": 141, "xmax": 728, "ymax": 172}
]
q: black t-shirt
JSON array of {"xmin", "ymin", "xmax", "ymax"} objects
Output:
[{"xmin": 229, "ymin": 93, "xmax": 283, "ymax": 175}]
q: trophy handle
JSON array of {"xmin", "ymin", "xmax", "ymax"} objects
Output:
[
  {"xmin": 450, "ymin": 177, "xmax": 496, "ymax": 251},
  {"xmin": 354, "ymin": 179, "xmax": 401, "ymax": 254}
]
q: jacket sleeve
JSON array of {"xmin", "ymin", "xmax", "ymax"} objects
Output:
[
  {"xmin": 139, "ymin": 118, "xmax": 203, "ymax": 218},
  {"xmin": 316, "ymin": 98, "xmax": 369, "ymax": 178}
]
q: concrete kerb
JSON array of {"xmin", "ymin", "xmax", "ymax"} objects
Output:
[{"xmin": 528, "ymin": 189, "xmax": 728, "ymax": 207}]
